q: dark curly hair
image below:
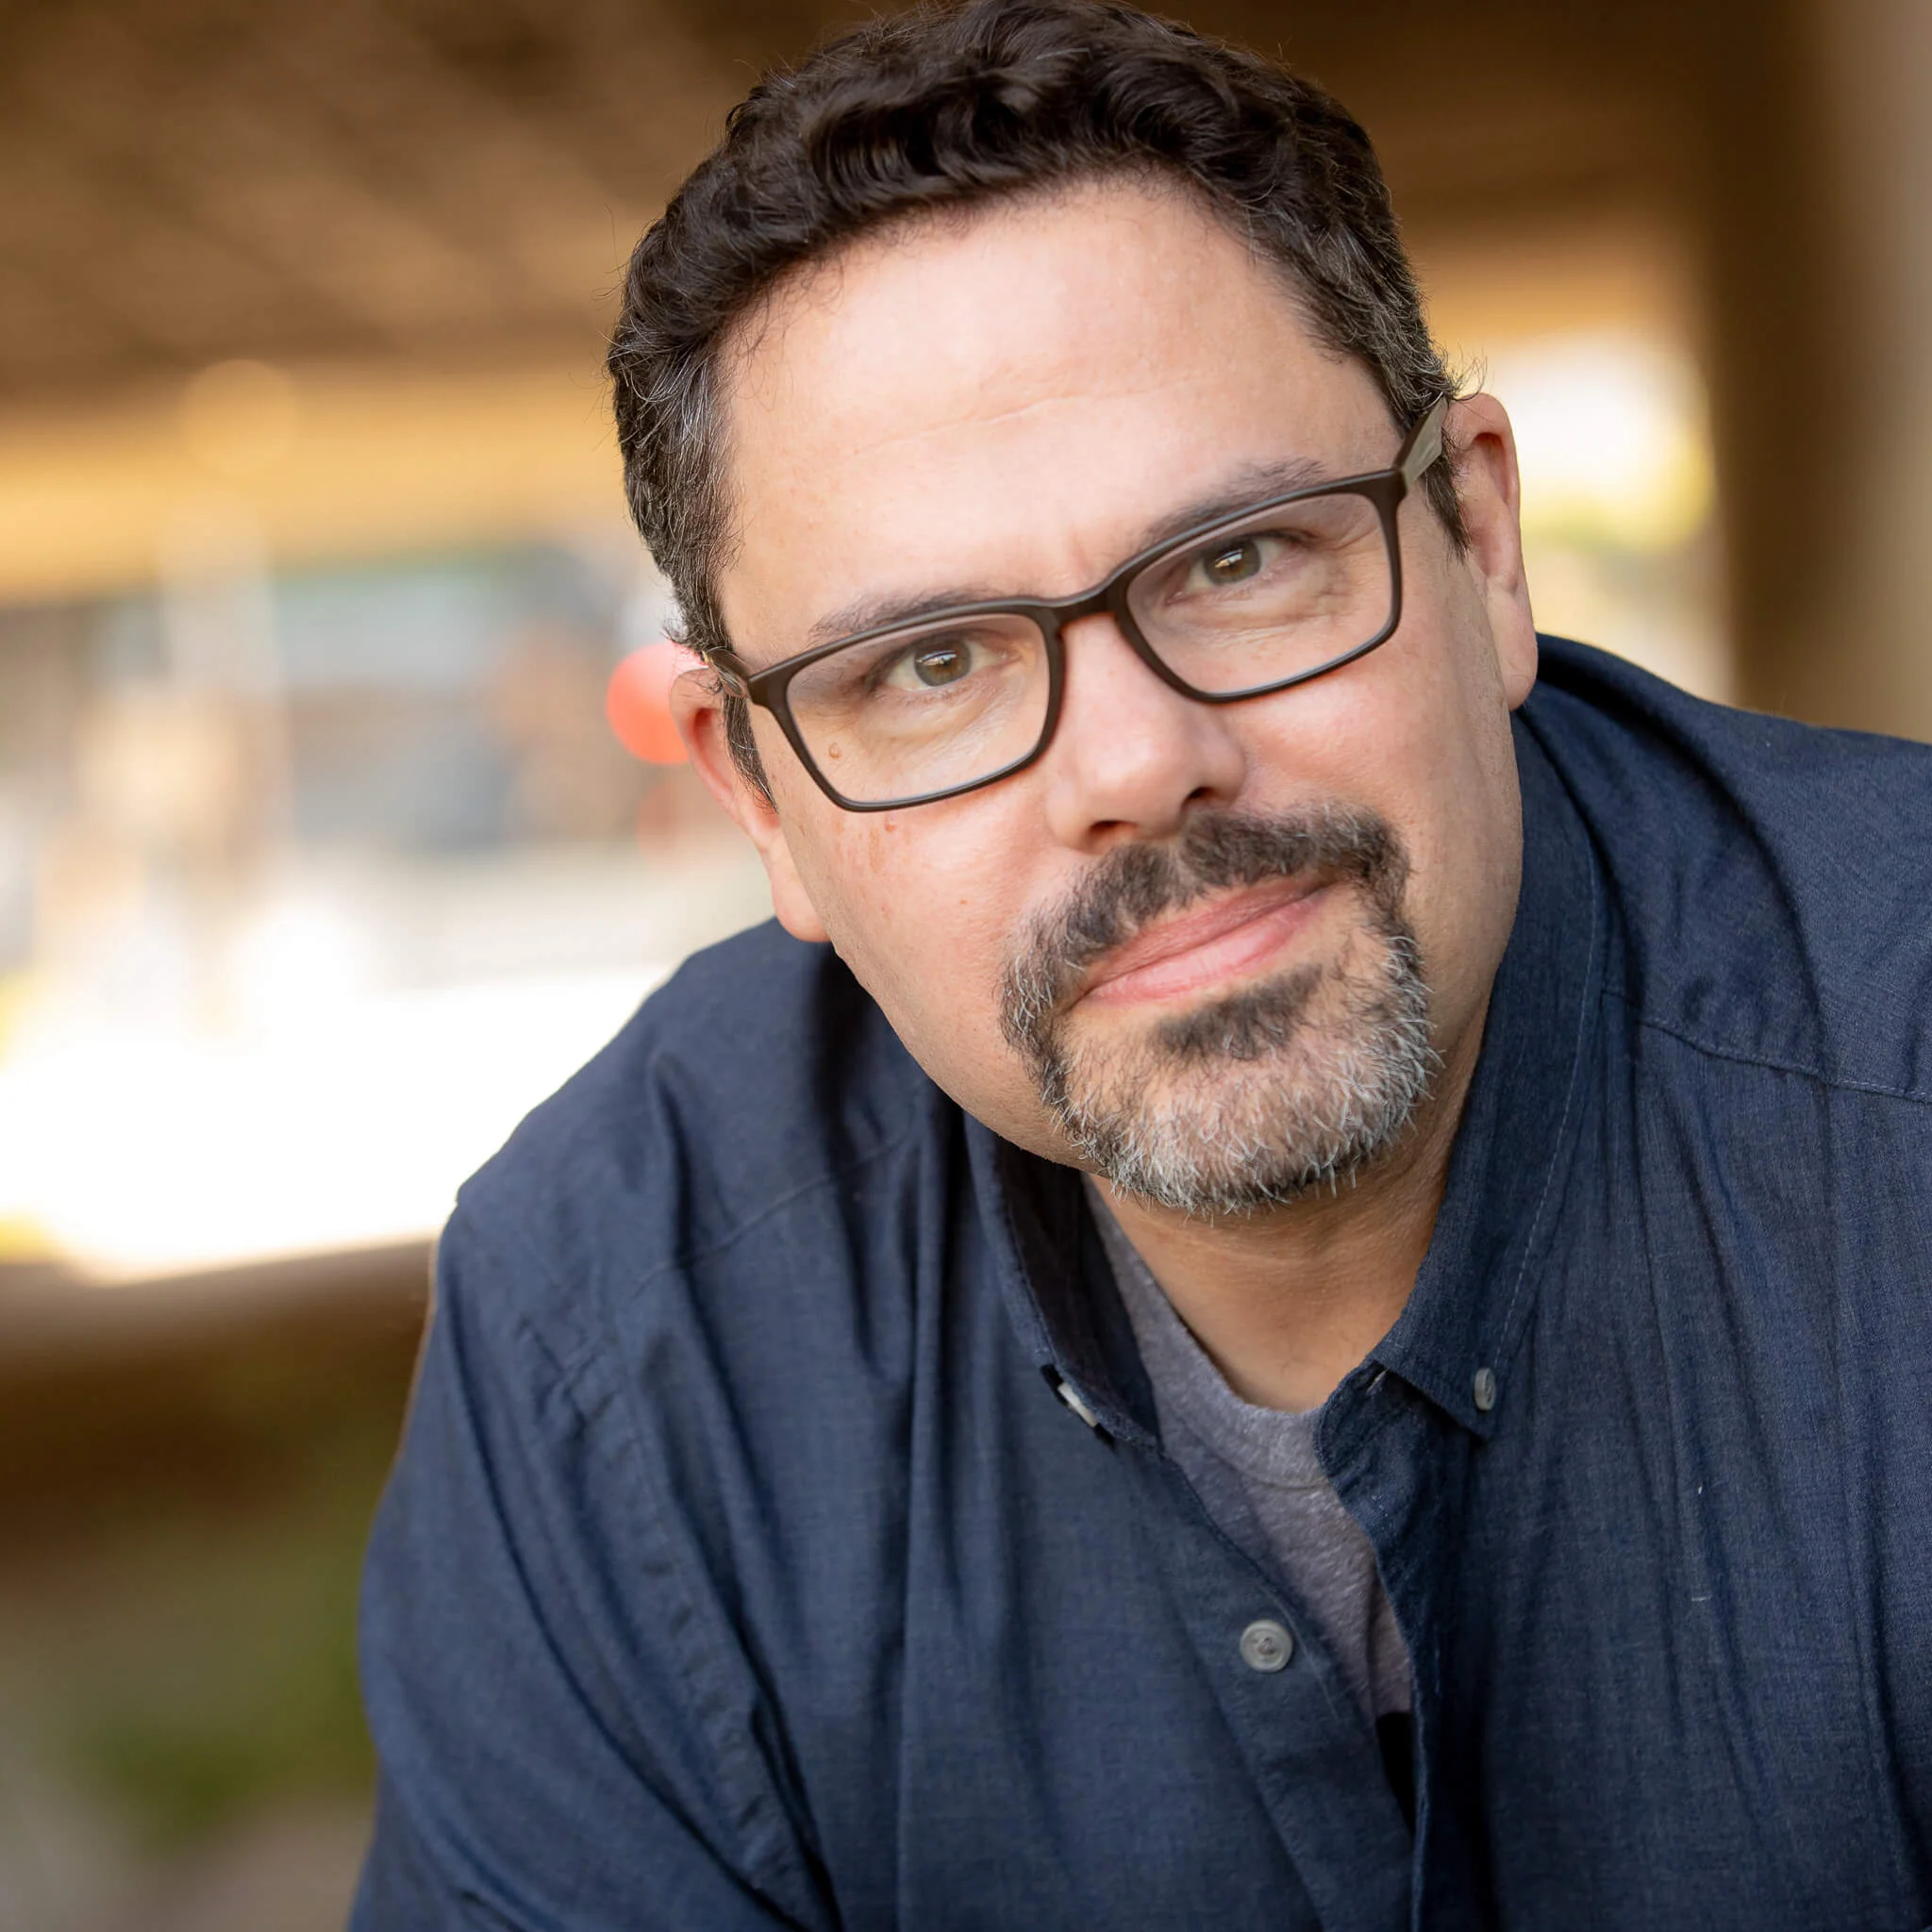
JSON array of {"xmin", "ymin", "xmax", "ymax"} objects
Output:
[{"xmin": 608, "ymin": 0, "xmax": 1461, "ymax": 789}]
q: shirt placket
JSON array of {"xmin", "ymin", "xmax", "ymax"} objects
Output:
[{"xmin": 1117, "ymin": 1428, "xmax": 1416, "ymax": 1931}]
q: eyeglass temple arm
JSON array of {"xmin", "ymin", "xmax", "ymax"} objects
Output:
[
  {"xmin": 706, "ymin": 648, "xmax": 753, "ymax": 697},
  {"xmin": 1397, "ymin": 395, "xmax": 1450, "ymax": 491}
]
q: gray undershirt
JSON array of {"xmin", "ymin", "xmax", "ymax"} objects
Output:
[{"xmin": 1087, "ymin": 1180, "xmax": 1412, "ymax": 1721}]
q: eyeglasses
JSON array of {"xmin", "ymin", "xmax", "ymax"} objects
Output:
[{"xmin": 711, "ymin": 396, "xmax": 1449, "ymax": 812}]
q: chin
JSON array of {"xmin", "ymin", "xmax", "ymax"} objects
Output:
[{"xmin": 1041, "ymin": 955, "xmax": 1439, "ymax": 1218}]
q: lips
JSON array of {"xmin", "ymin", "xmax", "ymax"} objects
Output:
[{"xmin": 1080, "ymin": 874, "xmax": 1331, "ymax": 1008}]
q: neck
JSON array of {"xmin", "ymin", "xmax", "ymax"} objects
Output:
[{"xmin": 1098, "ymin": 996, "xmax": 1489, "ymax": 1413}]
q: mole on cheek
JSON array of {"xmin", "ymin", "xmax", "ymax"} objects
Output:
[{"xmin": 859, "ymin": 815, "xmax": 903, "ymax": 874}]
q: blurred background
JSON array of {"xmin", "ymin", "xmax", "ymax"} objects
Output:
[{"xmin": 1, "ymin": 0, "xmax": 1926, "ymax": 1924}]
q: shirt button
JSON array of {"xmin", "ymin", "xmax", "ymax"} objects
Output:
[
  {"xmin": 1473, "ymin": 1365, "xmax": 1498, "ymax": 1412},
  {"xmin": 1052, "ymin": 1378, "xmax": 1102, "ymax": 1430},
  {"xmin": 1239, "ymin": 1619, "xmax": 1294, "ymax": 1673}
]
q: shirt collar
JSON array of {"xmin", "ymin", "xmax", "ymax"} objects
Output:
[
  {"xmin": 1357, "ymin": 716, "xmax": 1604, "ymax": 1439},
  {"xmin": 971, "ymin": 710, "xmax": 1607, "ymax": 1447}
]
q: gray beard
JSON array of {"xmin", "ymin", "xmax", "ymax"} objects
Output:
[{"xmin": 999, "ymin": 806, "xmax": 1438, "ymax": 1219}]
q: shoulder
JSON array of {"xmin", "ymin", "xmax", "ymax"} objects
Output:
[
  {"xmin": 1522, "ymin": 637, "xmax": 1932, "ymax": 1096},
  {"xmin": 441, "ymin": 918, "xmax": 940, "ymax": 1366}
]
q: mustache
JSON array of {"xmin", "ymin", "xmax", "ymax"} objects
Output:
[{"xmin": 999, "ymin": 805, "xmax": 1407, "ymax": 1047}]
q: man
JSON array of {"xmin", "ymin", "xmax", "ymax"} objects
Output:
[{"xmin": 354, "ymin": 3, "xmax": 1932, "ymax": 1926}]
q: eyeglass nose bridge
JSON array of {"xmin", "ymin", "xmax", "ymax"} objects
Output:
[
  {"xmin": 1042, "ymin": 584, "xmax": 1114, "ymax": 628},
  {"xmin": 1025, "ymin": 574, "xmax": 1224, "ymax": 707}
]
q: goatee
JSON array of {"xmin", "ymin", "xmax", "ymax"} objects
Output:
[{"xmin": 999, "ymin": 805, "xmax": 1438, "ymax": 1217}]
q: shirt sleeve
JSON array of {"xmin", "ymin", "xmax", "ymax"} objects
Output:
[{"xmin": 351, "ymin": 1207, "xmax": 834, "ymax": 1931}]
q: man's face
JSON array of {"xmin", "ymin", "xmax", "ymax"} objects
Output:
[{"xmin": 691, "ymin": 180, "xmax": 1537, "ymax": 1210}]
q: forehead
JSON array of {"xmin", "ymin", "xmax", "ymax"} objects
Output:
[{"xmin": 714, "ymin": 180, "xmax": 1391, "ymax": 649}]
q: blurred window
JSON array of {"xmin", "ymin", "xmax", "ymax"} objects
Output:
[{"xmin": 0, "ymin": 538, "xmax": 769, "ymax": 1276}]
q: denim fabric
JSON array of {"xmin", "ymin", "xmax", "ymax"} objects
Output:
[{"xmin": 355, "ymin": 640, "xmax": 1932, "ymax": 1930}]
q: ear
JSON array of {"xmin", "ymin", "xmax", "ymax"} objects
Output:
[
  {"xmin": 1448, "ymin": 393, "xmax": 1539, "ymax": 709},
  {"xmin": 671, "ymin": 665, "xmax": 832, "ymax": 943}
]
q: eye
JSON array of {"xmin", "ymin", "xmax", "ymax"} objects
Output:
[
  {"xmin": 877, "ymin": 629, "xmax": 995, "ymax": 693},
  {"xmin": 1200, "ymin": 538, "xmax": 1265, "ymax": 586},
  {"xmin": 1184, "ymin": 531, "xmax": 1294, "ymax": 595},
  {"xmin": 909, "ymin": 641, "xmax": 969, "ymax": 687}
]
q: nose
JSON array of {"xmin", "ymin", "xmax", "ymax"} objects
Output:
[{"xmin": 1039, "ymin": 612, "xmax": 1250, "ymax": 854}]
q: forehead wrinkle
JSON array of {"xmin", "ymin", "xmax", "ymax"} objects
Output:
[
  {"xmin": 740, "ymin": 331, "xmax": 1206, "ymax": 479},
  {"xmin": 791, "ymin": 449, "xmax": 1339, "ymax": 650},
  {"xmin": 814, "ymin": 375, "xmax": 1178, "ymax": 460}
]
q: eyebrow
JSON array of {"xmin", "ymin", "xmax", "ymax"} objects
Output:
[{"xmin": 796, "ymin": 451, "xmax": 1337, "ymax": 650}]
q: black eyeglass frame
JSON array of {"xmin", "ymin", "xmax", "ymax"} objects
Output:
[{"xmin": 710, "ymin": 394, "xmax": 1450, "ymax": 812}]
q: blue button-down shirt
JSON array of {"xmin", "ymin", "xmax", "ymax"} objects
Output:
[{"xmin": 356, "ymin": 640, "xmax": 1932, "ymax": 1930}]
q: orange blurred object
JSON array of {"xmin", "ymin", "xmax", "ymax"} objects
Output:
[{"xmin": 605, "ymin": 639, "xmax": 699, "ymax": 765}]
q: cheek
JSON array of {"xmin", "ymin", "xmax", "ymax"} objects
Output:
[
  {"xmin": 1230, "ymin": 604, "xmax": 1519, "ymax": 985},
  {"xmin": 793, "ymin": 809, "xmax": 1032, "ymax": 1045}
]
